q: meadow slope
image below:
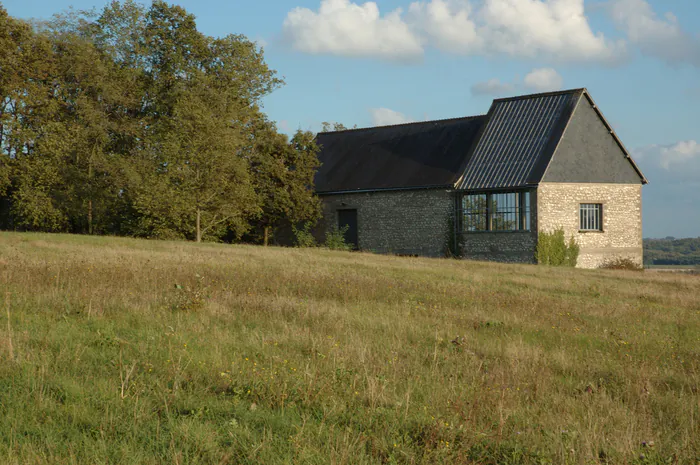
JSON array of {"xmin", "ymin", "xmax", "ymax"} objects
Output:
[{"xmin": 0, "ymin": 232, "xmax": 698, "ymax": 464}]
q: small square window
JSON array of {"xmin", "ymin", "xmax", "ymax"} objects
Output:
[{"xmin": 580, "ymin": 204, "xmax": 603, "ymax": 231}]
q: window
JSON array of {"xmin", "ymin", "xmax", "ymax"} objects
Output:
[
  {"xmin": 460, "ymin": 191, "xmax": 531, "ymax": 232},
  {"xmin": 461, "ymin": 194, "xmax": 488, "ymax": 231},
  {"xmin": 580, "ymin": 204, "xmax": 603, "ymax": 231}
]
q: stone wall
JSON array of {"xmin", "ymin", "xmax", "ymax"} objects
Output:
[
  {"xmin": 316, "ymin": 189, "xmax": 454, "ymax": 257},
  {"xmin": 459, "ymin": 231, "xmax": 537, "ymax": 263},
  {"xmin": 457, "ymin": 188, "xmax": 538, "ymax": 263},
  {"xmin": 537, "ymin": 182, "xmax": 643, "ymax": 269}
]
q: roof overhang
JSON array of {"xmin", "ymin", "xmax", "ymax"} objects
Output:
[{"xmin": 580, "ymin": 89, "xmax": 648, "ymax": 184}]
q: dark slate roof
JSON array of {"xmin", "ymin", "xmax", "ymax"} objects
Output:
[
  {"xmin": 314, "ymin": 116, "xmax": 487, "ymax": 193},
  {"xmin": 455, "ymin": 89, "xmax": 582, "ymax": 190},
  {"xmin": 315, "ymin": 88, "xmax": 647, "ymax": 194}
]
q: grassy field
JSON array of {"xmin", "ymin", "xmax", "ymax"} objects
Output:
[{"xmin": 0, "ymin": 232, "xmax": 698, "ymax": 464}]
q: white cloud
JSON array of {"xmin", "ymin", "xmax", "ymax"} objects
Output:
[
  {"xmin": 282, "ymin": 0, "xmax": 423, "ymax": 62},
  {"xmin": 633, "ymin": 140, "xmax": 700, "ymax": 238},
  {"xmin": 609, "ymin": 0, "xmax": 700, "ymax": 66},
  {"xmin": 407, "ymin": 0, "xmax": 481, "ymax": 54},
  {"xmin": 472, "ymin": 67, "xmax": 564, "ymax": 96},
  {"xmin": 658, "ymin": 141, "xmax": 700, "ymax": 170},
  {"xmin": 409, "ymin": 0, "xmax": 624, "ymax": 62},
  {"xmin": 523, "ymin": 68, "xmax": 564, "ymax": 92},
  {"xmin": 471, "ymin": 78, "xmax": 516, "ymax": 96},
  {"xmin": 634, "ymin": 140, "xmax": 700, "ymax": 177},
  {"xmin": 369, "ymin": 108, "xmax": 414, "ymax": 126},
  {"xmin": 282, "ymin": 0, "xmax": 625, "ymax": 63}
]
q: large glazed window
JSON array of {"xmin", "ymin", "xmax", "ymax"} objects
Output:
[
  {"xmin": 461, "ymin": 194, "xmax": 488, "ymax": 231},
  {"xmin": 460, "ymin": 191, "xmax": 531, "ymax": 232},
  {"xmin": 580, "ymin": 203, "xmax": 603, "ymax": 231}
]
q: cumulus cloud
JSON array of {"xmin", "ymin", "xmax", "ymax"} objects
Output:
[
  {"xmin": 283, "ymin": 0, "xmax": 624, "ymax": 63},
  {"xmin": 633, "ymin": 141, "xmax": 700, "ymax": 237},
  {"xmin": 633, "ymin": 141, "xmax": 700, "ymax": 188},
  {"xmin": 369, "ymin": 108, "xmax": 414, "ymax": 126},
  {"xmin": 406, "ymin": 0, "xmax": 481, "ymax": 54},
  {"xmin": 471, "ymin": 78, "xmax": 516, "ymax": 96},
  {"xmin": 472, "ymin": 67, "xmax": 564, "ymax": 96},
  {"xmin": 409, "ymin": 0, "xmax": 624, "ymax": 62},
  {"xmin": 282, "ymin": 0, "xmax": 423, "ymax": 62},
  {"xmin": 609, "ymin": 0, "xmax": 700, "ymax": 66},
  {"xmin": 523, "ymin": 68, "xmax": 564, "ymax": 92},
  {"xmin": 636, "ymin": 141, "xmax": 700, "ymax": 172}
]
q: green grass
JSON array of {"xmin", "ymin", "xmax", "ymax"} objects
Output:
[{"xmin": 0, "ymin": 231, "xmax": 698, "ymax": 464}]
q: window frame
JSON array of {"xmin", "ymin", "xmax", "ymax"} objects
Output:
[
  {"xmin": 579, "ymin": 203, "xmax": 604, "ymax": 232},
  {"xmin": 458, "ymin": 190, "xmax": 532, "ymax": 233}
]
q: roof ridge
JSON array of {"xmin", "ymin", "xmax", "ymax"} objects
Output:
[
  {"xmin": 492, "ymin": 88, "xmax": 587, "ymax": 103},
  {"xmin": 317, "ymin": 114, "xmax": 487, "ymax": 135}
]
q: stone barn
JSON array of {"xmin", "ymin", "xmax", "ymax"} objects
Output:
[{"xmin": 313, "ymin": 88, "xmax": 647, "ymax": 269}]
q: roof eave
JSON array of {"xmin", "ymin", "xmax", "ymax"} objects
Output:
[
  {"xmin": 581, "ymin": 90, "xmax": 649, "ymax": 185},
  {"xmin": 316, "ymin": 184, "xmax": 454, "ymax": 196}
]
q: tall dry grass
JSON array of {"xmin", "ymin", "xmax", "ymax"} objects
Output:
[{"xmin": 0, "ymin": 231, "xmax": 698, "ymax": 464}]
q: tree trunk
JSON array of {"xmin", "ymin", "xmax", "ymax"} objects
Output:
[
  {"xmin": 196, "ymin": 209, "xmax": 202, "ymax": 243},
  {"xmin": 88, "ymin": 200, "xmax": 93, "ymax": 235},
  {"xmin": 263, "ymin": 226, "xmax": 270, "ymax": 247}
]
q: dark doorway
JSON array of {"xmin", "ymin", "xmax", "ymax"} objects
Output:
[{"xmin": 337, "ymin": 209, "xmax": 358, "ymax": 250}]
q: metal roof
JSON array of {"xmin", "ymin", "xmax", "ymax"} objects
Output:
[
  {"xmin": 314, "ymin": 116, "xmax": 486, "ymax": 194},
  {"xmin": 315, "ymin": 88, "xmax": 647, "ymax": 194},
  {"xmin": 455, "ymin": 89, "xmax": 582, "ymax": 190}
]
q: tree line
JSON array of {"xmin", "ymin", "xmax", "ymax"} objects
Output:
[
  {"xmin": 0, "ymin": 1, "xmax": 320, "ymax": 244},
  {"xmin": 644, "ymin": 237, "xmax": 700, "ymax": 266}
]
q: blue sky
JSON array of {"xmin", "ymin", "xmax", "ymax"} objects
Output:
[{"xmin": 5, "ymin": 0, "xmax": 700, "ymax": 238}]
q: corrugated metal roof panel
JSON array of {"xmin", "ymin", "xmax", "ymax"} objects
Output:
[{"xmin": 456, "ymin": 90, "xmax": 582, "ymax": 190}]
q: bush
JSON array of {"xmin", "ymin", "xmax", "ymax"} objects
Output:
[
  {"xmin": 536, "ymin": 228, "xmax": 579, "ymax": 267},
  {"xmin": 325, "ymin": 225, "xmax": 352, "ymax": 251},
  {"xmin": 599, "ymin": 257, "xmax": 643, "ymax": 271},
  {"xmin": 292, "ymin": 222, "xmax": 317, "ymax": 248}
]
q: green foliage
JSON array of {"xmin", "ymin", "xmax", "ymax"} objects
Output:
[
  {"xmin": 247, "ymin": 118, "xmax": 321, "ymax": 245},
  {"xmin": 292, "ymin": 222, "xmax": 317, "ymax": 248},
  {"xmin": 599, "ymin": 257, "xmax": 643, "ymax": 271},
  {"xmin": 644, "ymin": 237, "xmax": 700, "ymax": 266},
  {"xmin": 325, "ymin": 225, "xmax": 352, "ymax": 251},
  {"xmin": 444, "ymin": 211, "xmax": 461, "ymax": 258},
  {"xmin": 0, "ymin": 2, "xmax": 315, "ymax": 244},
  {"xmin": 536, "ymin": 228, "xmax": 579, "ymax": 267},
  {"xmin": 320, "ymin": 121, "xmax": 357, "ymax": 132}
]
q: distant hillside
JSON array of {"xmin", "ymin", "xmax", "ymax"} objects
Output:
[{"xmin": 644, "ymin": 237, "xmax": 700, "ymax": 265}]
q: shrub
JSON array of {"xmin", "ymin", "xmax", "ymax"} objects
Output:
[
  {"xmin": 292, "ymin": 222, "xmax": 317, "ymax": 248},
  {"xmin": 325, "ymin": 225, "xmax": 352, "ymax": 251},
  {"xmin": 599, "ymin": 257, "xmax": 643, "ymax": 271},
  {"xmin": 536, "ymin": 228, "xmax": 579, "ymax": 267}
]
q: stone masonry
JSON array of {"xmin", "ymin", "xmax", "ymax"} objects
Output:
[
  {"xmin": 537, "ymin": 182, "xmax": 643, "ymax": 269},
  {"xmin": 459, "ymin": 231, "xmax": 537, "ymax": 264},
  {"xmin": 458, "ymin": 188, "xmax": 538, "ymax": 264},
  {"xmin": 316, "ymin": 189, "xmax": 453, "ymax": 257}
]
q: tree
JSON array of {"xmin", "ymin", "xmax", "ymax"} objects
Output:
[
  {"xmin": 122, "ymin": 2, "xmax": 278, "ymax": 242},
  {"xmin": 0, "ymin": 1, "xmax": 301, "ymax": 244},
  {"xmin": 131, "ymin": 76, "xmax": 258, "ymax": 242},
  {"xmin": 247, "ymin": 118, "xmax": 321, "ymax": 245},
  {"xmin": 321, "ymin": 121, "xmax": 356, "ymax": 132}
]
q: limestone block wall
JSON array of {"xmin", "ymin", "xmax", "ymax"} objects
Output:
[
  {"xmin": 316, "ymin": 189, "xmax": 454, "ymax": 257},
  {"xmin": 537, "ymin": 183, "xmax": 643, "ymax": 269}
]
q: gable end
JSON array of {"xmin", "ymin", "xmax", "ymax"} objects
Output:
[{"xmin": 542, "ymin": 93, "xmax": 647, "ymax": 184}]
